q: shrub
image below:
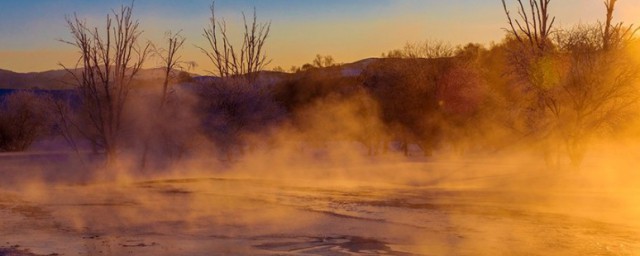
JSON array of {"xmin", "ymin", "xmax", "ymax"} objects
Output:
[{"xmin": 0, "ymin": 91, "xmax": 52, "ymax": 152}]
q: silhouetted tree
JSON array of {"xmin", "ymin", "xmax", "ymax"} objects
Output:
[
  {"xmin": 312, "ymin": 54, "xmax": 336, "ymax": 68},
  {"xmin": 158, "ymin": 31, "xmax": 186, "ymax": 107},
  {"xmin": 61, "ymin": 4, "xmax": 151, "ymax": 164},
  {"xmin": 551, "ymin": 24, "xmax": 639, "ymax": 166},
  {"xmin": 383, "ymin": 40, "xmax": 454, "ymax": 59},
  {"xmin": 373, "ymin": 41, "xmax": 486, "ymax": 156},
  {"xmin": 362, "ymin": 58, "xmax": 446, "ymax": 156},
  {"xmin": 601, "ymin": 0, "xmax": 637, "ymax": 51},
  {"xmin": 501, "ymin": 0, "xmax": 555, "ymax": 52},
  {"xmin": 196, "ymin": 2, "xmax": 281, "ymax": 160},
  {"xmin": 198, "ymin": 1, "xmax": 271, "ymax": 81},
  {"xmin": 0, "ymin": 91, "xmax": 52, "ymax": 152},
  {"xmin": 141, "ymin": 31, "xmax": 187, "ymax": 169},
  {"xmin": 501, "ymin": 0, "xmax": 640, "ymax": 168}
]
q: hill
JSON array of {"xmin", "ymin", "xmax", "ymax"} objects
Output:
[
  {"xmin": 0, "ymin": 57, "xmax": 447, "ymax": 90},
  {"xmin": 0, "ymin": 68, "xmax": 200, "ymax": 90}
]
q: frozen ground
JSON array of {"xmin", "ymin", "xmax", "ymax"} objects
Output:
[{"xmin": 1, "ymin": 152, "xmax": 640, "ymax": 255}]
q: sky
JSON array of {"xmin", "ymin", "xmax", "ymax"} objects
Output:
[{"xmin": 1, "ymin": 0, "xmax": 640, "ymax": 74}]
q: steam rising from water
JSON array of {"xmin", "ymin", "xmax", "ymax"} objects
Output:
[
  {"xmin": 2, "ymin": 56, "xmax": 640, "ymax": 255},
  {"xmin": 2, "ymin": 87, "xmax": 640, "ymax": 255}
]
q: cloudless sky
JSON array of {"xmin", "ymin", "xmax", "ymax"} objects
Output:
[{"xmin": 1, "ymin": 0, "xmax": 639, "ymax": 73}]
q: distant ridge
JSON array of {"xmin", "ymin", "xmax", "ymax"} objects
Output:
[
  {"xmin": 0, "ymin": 57, "xmax": 448, "ymax": 90},
  {"xmin": 0, "ymin": 68, "xmax": 199, "ymax": 90}
]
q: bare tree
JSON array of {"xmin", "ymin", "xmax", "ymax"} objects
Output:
[
  {"xmin": 502, "ymin": 0, "xmax": 640, "ymax": 168},
  {"xmin": 312, "ymin": 54, "xmax": 336, "ymax": 68},
  {"xmin": 500, "ymin": 0, "xmax": 559, "ymax": 142},
  {"xmin": 383, "ymin": 40, "xmax": 454, "ymax": 59},
  {"xmin": 140, "ymin": 31, "xmax": 187, "ymax": 169},
  {"xmin": 198, "ymin": 1, "xmax": 271, "ymax": 80},
  {"xmin": 552, "ymin": 17, "xmax": 639, "ymax": 166},
  {"xmin": 603, "ymin": 0, "xmax": 617, "ymax": 50},
  {"xmin": 195, "ymin": 2, "xmax": 277, "ymax": 160},
  {"xmin": 555, "ymin": 24, "xmax": 603, "ymax": 53},
  {"xmin": 61, "ymin": 4, "xmax": 151, "ymax": 164},
  {"xmin": 561, "ymin": 49, "xmax": 638, "ymax": 165},
  {"xmin": 601, "ymin": 0, "xmax": 637, "ymax": 51},
  {"xmin": 158, "ymin": 31, "xmax": 187, "ymax": 107},
  {"xmin": 501, "ymin": 0, "xmax": 556, "ymax": 52}
]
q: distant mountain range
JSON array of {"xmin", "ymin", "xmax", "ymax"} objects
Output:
[
  {"xmin": 0, "ymin": 58, "xmax": 384, "ymax": 90},
  {"xmin": 0, "ymin": 69, "xmax": 73, "ymax": 90},
  {"xmin": 0, "ymin": 68, "xmax": 203, "ymax": 90}
]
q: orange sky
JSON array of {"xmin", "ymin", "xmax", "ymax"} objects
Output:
[{"xmin": 1, "ymin": 0, "xmax": 639, "ymax": 74}]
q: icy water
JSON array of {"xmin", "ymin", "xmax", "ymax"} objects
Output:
[{"xmin": 1, "ymin": 173, "xmax": 639, "ymax": 256}]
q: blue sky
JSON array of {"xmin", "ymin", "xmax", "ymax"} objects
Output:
[{"xmin": 1, "ymin": 0, "xmax": 639, "ymax": 73}]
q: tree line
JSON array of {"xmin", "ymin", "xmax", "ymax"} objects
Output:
[{"xmin": 0, "ymin": 0, "xmax": 638, "ymax": 170}]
